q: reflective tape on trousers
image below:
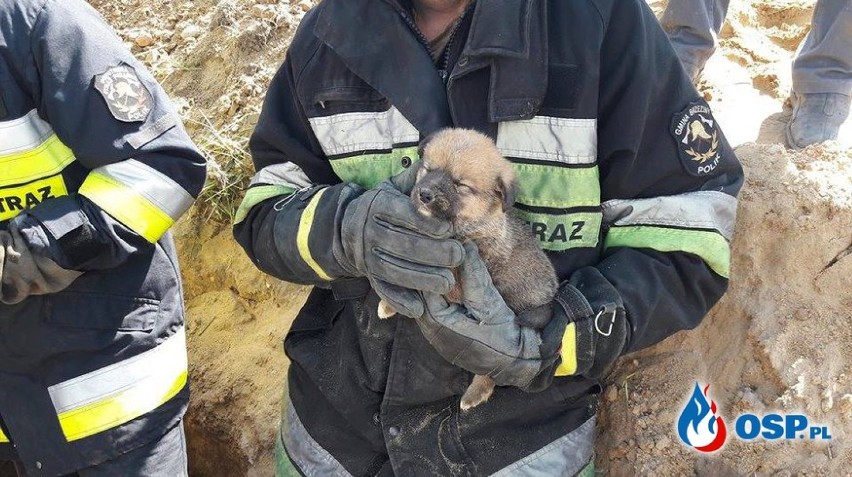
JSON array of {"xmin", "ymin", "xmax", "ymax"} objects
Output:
[{"xmin": 47, "ymin": 327, "xmax": 188, "ymax": 442}]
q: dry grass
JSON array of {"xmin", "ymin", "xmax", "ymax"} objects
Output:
[{"xmin": 187, "ymin": 113, "xmax": 255, "ymax": 225}]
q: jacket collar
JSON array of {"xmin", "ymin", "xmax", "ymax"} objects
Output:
[
  {"xmin": 313, "ymin": 0, "xmax": 547, "ymax": 127},
  {"xmin": 385, "ymin": 0, "xmax": 534, "ymax": 58},
  {"xmin": 313, "ymin": 0, "xmax": 452, "ymax": 135},
  {"xmin": 465, "ymin": 0, "xmax": 534, "ymax": 59},
  {"xmin": 461, "ymin": 0, "xmax": 548, "ymax": 121}
]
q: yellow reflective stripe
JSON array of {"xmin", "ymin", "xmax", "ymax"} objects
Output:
[
  {"xmin": 0, "ymin": 426, "xmax": 9, "ymax": 443},
  {"xmin": 58, "ymin": 371, "xmax": 187, "ymax": 442},
  {"xmin": 554, "ymin": 322, "xmax": 578, "ymax": 376},
  {"xmin": 79, "ymin": 172, "xmax": 174, "ymax": 243},
  {"xmin": 49, "ymin": 328, "xmax": 188, "ymax": 442},
  {"xmin": 0, "ymin": 134, "xmax": 76, "ymax": 186},
  {"xmin": 605, "ymin": 225, "xmax": 731, "ymax": 278},
  {"xmin": 0, "ymin": 174, "xmax": 68, "ymax": 222},
  {"xmin": 296, "ymin": 188, "xmax": 333, "ymax": 281}
]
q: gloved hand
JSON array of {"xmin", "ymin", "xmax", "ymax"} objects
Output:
[
  {"xmin": 413, "ymin": 242, "xmax": 549, "ymax": 388},
  {"xmin": 412, "ymin": 243, "xmax": 629, "ymax": 389},
  {"xmin": 336, "ymin": 180, "xmax": 465, "ymax": 317},
  {"xmin": 0, "ymin": 225, "xmax": 82, "ymax": 305}
]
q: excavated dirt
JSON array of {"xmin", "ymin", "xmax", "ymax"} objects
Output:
[
  {"xmin": 18, "ymin": 1, "xmax": 845, "ymax": 475},
  {"xmin": 597, "ymin": 141, "xmax": 852, "ymax": 476}
]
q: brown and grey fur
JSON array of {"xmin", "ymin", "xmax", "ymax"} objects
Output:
[{"xmin": 378, "ymin": 128, "xmax": 558, "ymax": 410}]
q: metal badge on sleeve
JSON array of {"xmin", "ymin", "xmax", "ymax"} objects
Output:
[{"xmin": 94, "ymin": 65, "xmax": 153, "ymax": 123}]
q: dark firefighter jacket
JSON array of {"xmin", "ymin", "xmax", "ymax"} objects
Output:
[
  {"xmin": 0, "ymin": 1, "xmax": 206, "ymax": 475},
  {"xmin": 234, "ymin": 0, "xmax": 744, "ymax": 475}
]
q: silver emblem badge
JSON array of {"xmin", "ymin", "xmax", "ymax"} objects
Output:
[{"xmin": 94, "ymin": 65, "xmax": 152, "ymax": 123}]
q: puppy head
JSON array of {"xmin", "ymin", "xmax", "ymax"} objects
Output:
[{"xmin": 412, "ymin": 128, "xmax": 518, "ymax": 228}]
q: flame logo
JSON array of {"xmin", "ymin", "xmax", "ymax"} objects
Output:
[{"xmin": 677, "ymin": 383, "xmax": 727, "ymax": 452}]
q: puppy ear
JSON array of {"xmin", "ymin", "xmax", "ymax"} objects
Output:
[
  {"xmin": 496, "ymin": 176, "xmax": 519, "ymax": 211},
  {"xmin": 418, "ymin": 132, "xmax": 437, "ymax": 159}
]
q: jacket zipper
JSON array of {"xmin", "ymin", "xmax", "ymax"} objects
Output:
[
  {"xmin": 396, "ymin": 8, "xmax": 462, "ymax": 86},
  {"xmin": 437, "ymin": 22, "xmax": 460, "ymax": 86},
  {"xmin": 397, "ymin": 11, "xmax": 432, "ymax": 60}
]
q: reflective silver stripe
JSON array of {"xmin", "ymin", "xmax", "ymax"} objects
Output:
[
  {"xmin": 48, "ymin": 327, "xmax": 187, "ymax": 414},
  {"xmin": 602, "ymin": 190, "xmax": 738, "ymax": 241},
  {"xmin": 0, "ymin": 109, "xmax": 54, "ymax": 156},
  {"xmin": 497, "ymin": 116, "xmax": 597, "ymax": 164},
  {"xmin": 93, "ymin": 159, "xmax": 195, "ymax": 220},
  {"xmin": 284, "ymin": 400, "xmax": 352, "ymax": 476},
  {"xmin": 491, "ymin": 416, "xmax": 595, "ymax": 477},
  {"xmin": 250, "ymin": 162, "xmax": 313, "ymax": 189},
  {"xmin": 308, "ymin": 107, "xmax": 420, "ymax": 157}
]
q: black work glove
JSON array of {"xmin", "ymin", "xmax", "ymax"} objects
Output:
[
  {"xmin": 412, "ymin": 243, "xmax": 629, "ymax": 390},
  {"xmin": 412, "ymin": 242, "xmax": 551, "ymax": 388},
  {"xmin": 0, "ymin": 220, "xmax": 82, "ymax": 305},
  {"xmin": 335, "ymin": 180, "xmax": 465, "ymax": 317}
]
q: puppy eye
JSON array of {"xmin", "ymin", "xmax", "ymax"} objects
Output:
[{"xmin": 456, "ymin": 182, "xmax": 474, "ymax": 193}]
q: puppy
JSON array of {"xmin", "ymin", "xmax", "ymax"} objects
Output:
[{"xmin": 378, "ymin": 128, "xmax": 558, "ymax": 411}]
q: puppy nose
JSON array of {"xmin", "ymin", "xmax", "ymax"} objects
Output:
[{"xmin": 419, "ymin": 187, "xmax": 434, "ymax": 204}]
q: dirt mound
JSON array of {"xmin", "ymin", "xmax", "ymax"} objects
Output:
[
  {"xmin": 597, "ymin": 141, "xmax": 852, "ymax": 476},
  {"xmin": 173, "ymin": 220, "xmax": 309, "ymax": 477}
]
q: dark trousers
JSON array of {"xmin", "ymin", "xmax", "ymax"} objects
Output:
[{"xmin": 2, "ymin": 422, "xmax": 187, "ymax": 477}]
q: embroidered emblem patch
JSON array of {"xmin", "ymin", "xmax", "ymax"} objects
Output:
[
  {"xmin": 671, "ymin": 101, "xmax": 722, "ymax": 177},
  {"xmin": 94, "ymin": 65, "xmax": 152, "ymax": 123}
]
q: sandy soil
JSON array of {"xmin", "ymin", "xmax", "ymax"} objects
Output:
[{"xmin": 50, "ymin": 1, "xmax": 852, "ymax": 475}]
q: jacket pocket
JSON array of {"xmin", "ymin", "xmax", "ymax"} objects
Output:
[
  {"xmin": 44, "ymin": 291, "xmax": 160, "ymax": 332},
  {"xmin": 306, "ymin": 86, "xmax": 389, "ymax": 116},
  {"xmin": 288, "ymin": 287, "xmax": 344, "ymax": 334}
]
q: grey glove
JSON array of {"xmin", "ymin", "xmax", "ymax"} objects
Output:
[
  {"xmin": 413, "ymin": 242, "xmax": 545, "ymax": 388},
  {"xmin": 0, "ymin": 226, "xmax": 82, "ymax": 305},
  {"xmin": 337, "ymin": 181, "xmax": 465, "ymax": 317}
]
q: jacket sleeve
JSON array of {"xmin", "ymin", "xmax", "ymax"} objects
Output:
[
  {"xmin": 566, "ymin": 0, "xmax": 744, "ymax": 355},
  {"xmin": 15, "ymin": 0, "xmax": 206, "ymax": 270},
  {"xmin": 232, "ymin": 51, "xmax": 360, "ymax": 286}
]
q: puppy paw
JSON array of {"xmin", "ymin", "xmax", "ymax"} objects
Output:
[
  {"xmin": 460, "ymin": 375, "xmax": 495, "ymax": 411},
  {"xmin": 377, "ymin": 300, "xmax": 397, "ymax": 319}
]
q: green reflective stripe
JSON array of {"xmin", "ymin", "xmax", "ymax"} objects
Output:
[
  {"xmin": 513, "ymin": 162, "xmax": 600, "ymax": 209},
  {"xmin": 234, "ymin": 185, "xmax": 297, "ymax": 224},
  {"xmin": 514, "ymin": 210, "xmax": 602, "ymax": 251},
  {"xmin": 605, "ymin": 225, "xmax": 731, "ymax": 278},
  {"xmin": 329, "ymin": 146, "xmax": 419, "ymax": 189},
  {"xmin": 275, "ymin": 425, "xmax": 302, "ymax": 477},
  {"xmin": 575, "ymin": 460, "xmax": 595, "ymax": 477}
]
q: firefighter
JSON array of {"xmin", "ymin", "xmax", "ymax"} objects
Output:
[
  {"xmin": 234, "ymin": 0, "xmax": 744, "ymax": 475},
  {"xmin": 662, "ymin": 0, "xmax": 851, "ymax": 148},
  {"xmin": 0, "ymin": 0, "xmax": 206, "ymax": 475}
]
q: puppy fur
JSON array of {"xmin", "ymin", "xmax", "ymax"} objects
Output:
[{"xmin": 378, "ymin": 128, "xmax": 559, "ymax": 410}]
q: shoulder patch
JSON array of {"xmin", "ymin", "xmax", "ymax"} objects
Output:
[
  {"xmin": 671, "ymin": 101, "xmax": 723, "ymax": 177},
  {"xmin": 94, "ymin": 65, "xmax": 152, "ymax": 123}
]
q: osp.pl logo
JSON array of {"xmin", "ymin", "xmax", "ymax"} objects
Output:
[
  {"xmin": 677, "ymin": 383, "xmax": 727, "ymax": 452},
  {"xmin": 677, "ymin": 381, "xmax": 833, "ymax": 453}
]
